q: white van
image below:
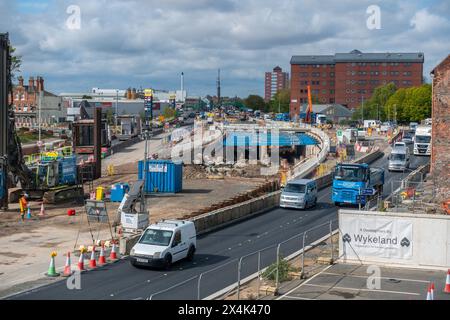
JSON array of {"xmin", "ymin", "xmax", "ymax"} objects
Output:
[
  {"xmin": 280, "ymin": 179, "xmax": 318, "ymax": 209},
  {"xmin": 388, "ymin": 145, "xmax": 410, "ymax": 172},
  {"xmin": 130, "ymin": 220, "xmax": 196, "ymax": 269}
]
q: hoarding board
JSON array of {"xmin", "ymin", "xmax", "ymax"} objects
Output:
[{"xmin": 340, "ymin": 215, "xmax": 413, "ymax": 260}]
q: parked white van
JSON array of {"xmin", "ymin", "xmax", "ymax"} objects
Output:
[{"xmin": 130, "ymin": 220, "xmax": 196, "ymax": 269}]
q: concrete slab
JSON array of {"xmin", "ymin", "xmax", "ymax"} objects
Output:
[{"xmin": 278, "ymin": 263, "xmax": 450, "ymax": 300}]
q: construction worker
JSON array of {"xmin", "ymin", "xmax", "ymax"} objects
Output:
[{"xmin": 19, "ymin": 193, "xmax": 29, "ymax": 221}]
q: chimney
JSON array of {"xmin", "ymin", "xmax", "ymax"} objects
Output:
[
  {"xmin": 18, "ymin": 76, "xmax": 24, "ymax": 87},
  {"xmin": 39, "ymin": 77, "xmax": 44, "ymax": 92},
  {"xmin": 29, "ymin": 76, "xmax": 35, "ymax": 89},
  {"xmin": 36, "ymin": 76, "xmax": 41, "ymax": 92}
]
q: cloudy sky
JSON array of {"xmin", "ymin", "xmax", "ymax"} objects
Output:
[{"xmin": 1, "ymin": 0, "xmax": 449, "ymax": 97}]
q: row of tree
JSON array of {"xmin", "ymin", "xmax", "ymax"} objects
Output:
[
  {"xmin": 352, "ymin": 83, "xmax": 432, "ymax": 123},
  {"xmin": 243, "ymin": 89, "xmax": 291, "ymax": 113}
]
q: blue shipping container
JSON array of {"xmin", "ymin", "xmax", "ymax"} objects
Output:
[{"xmin": 138, "ymin": 160, "xmax": 183, "ymax": 193}]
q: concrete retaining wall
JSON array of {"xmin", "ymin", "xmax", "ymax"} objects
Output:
[{"xmin": 193, "ymin": 191, "xmax": 281, "ymax": 235}]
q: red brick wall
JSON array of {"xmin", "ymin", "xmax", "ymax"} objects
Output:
[
  {"xmin": 290, "ymin": 64, "xmax": 335, "ymax": 118},
  {"xmin": 431, "ymin": 55, "xmax": 450, "ymax": 200},
  {"xmin": 290, "ymin": 60, "xmax": 423, "ymax": 116}
]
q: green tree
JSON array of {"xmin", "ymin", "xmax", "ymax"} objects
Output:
[
  {"xmin": 387, "ymin": 84, "xmax": 431, "ymax": 122},
  {"xmin": 352, "ymin": 82, "xmax": 397, "ymax": 121},
  {"xmin": 106, "ymin": 109, "xmax": 114, "ymax": 125},
  {"xmin": 269, "ymin": 89, "xmax": 290, "ymax": 113},
  {"xmin": 163, "ymin": 107, "xmax": 176, "ymax": 119},
  {"xmin": 244, "ymin": 94, "xmax": 267, "ymax": 112},
  {"xmin": 10, "ymin": 46, "xmax": 22, "ymax": 79}
]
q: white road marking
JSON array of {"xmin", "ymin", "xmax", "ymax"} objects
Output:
[
  {"xmin": 320, "ymin": 272, "xmax": 430, "ymax": 284},
  {"xmin": 282, "ymin": 295, "xmax": 313, "ymax": 300},
  {"xmin": 276, "ymin": 265, "xmax": 334, "ymax": 300},
  {"xmin": 302, "ymin": 283, "xmax": 421, "ymax": 296}
]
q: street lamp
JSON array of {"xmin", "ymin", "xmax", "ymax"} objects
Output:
[{"xmin": 115, "ymin": 89, "xmax": 119, "ymax": 134}]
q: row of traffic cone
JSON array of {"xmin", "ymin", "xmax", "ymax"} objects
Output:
[
  {"xmin": 426, "ymin": 269, "xmax": 450, "ymax": 300},
  {"xmin": 46, "ymin": 242, "xmax": 119, "ymax": 277}
]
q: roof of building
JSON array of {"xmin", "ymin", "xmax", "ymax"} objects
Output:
[
  {"xmin": 290, "ymin": 55, "xmax": 335, "ymax": 65},
  {"xmin": 301, "ymin": 104, "xmax": 353, "ymax": 117},
  {"xmin": 431, "ymin": 54, "xmax": 450, "ymax": 74},
  {"xmin": 291, "ymin": 50, "xmax": 424, "ymax": 65}
]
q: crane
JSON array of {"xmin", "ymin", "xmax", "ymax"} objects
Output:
[{"xmin": 305, "ymin": 85, "xmax": 313, "ymax": 124}]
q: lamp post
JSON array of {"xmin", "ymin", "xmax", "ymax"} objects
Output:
[{"xmin": 115, "ymin": 89, "xmax": 119, "ymax": 133}]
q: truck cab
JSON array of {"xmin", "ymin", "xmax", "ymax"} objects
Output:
[
  {"xmin": 413, "ymin": 125, "xmax": 432, "ymax": 156},
  {"xmin": 332, "ymin": 163, "xmax": 384, "ymax": 206},
  {"xmin": 130, "ymin": 220, "xmax": 196, "ymax": 269}
]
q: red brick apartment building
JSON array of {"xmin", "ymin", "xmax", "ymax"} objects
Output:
[
  {"xmin": 290, "ymin": 50, "xmax": 424, "ymax": 117},
  {"xmin": 265, "ymin": 66, "xmax": 289, "ymax": 101}
]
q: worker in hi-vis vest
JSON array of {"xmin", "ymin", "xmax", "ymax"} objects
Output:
[{"xmin": 19, "ymin": 193, "xmax": 29, "ymax": 221}]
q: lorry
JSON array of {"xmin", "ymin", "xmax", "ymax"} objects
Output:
[
  {"xmin": 336, "ymin": 128, "xmax": 358, "ymax": 144},
  {"xmin": 413, "ymin": 125, "xmax": 432, "ymax": 156},
  {"xmin": 363, "ymin": 120, "xmax": 380, "ymax": 129},
  {"xmin": 332, "ymin": 163, "xmax": 385, "ymax": 206}
]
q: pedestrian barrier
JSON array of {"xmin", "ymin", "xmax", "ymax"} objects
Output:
[{"xmin": 148, "ymin": 218, "xmax": 338, "ymax": 300}]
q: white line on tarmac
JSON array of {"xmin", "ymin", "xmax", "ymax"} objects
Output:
[
  {"xmin": 301, "ymin": 283, "xmax": 421, "ymax": 296},
  {"xmin": 281, "ymin": 295, "xmax": 313, "ymax": 300},
  {"xmin": 320, "ymin": 272, "xmax": 430, "ymax": 284},
  {"xmin": 276, "ymin": 264, "xmax": 334, "ymax": 300}
]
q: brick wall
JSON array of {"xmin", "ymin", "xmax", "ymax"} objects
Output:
[{"xmin": 431, "ymin": 55, "xmax": 450, "ymax": 201}]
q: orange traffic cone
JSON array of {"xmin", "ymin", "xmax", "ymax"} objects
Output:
[
  {"xmin": 426, "ymin": 284, "xmax": 432, "ymax": 300},
  {"xmin": 431, "ymin": 282, "xmax": 435, "ymax": 300},
  {"xmin": 444, "ymin": 269, "xmax": 450, "ymax": 294},
  {"xmin": 78, "ymin": 252, "xmax": 85, "ymax": 271},
  {"xmin": 110, "ymin": 242, "xmax": 117, "ymax": 260},
  {"xmin": 38, "ymin": 202, "xmax": 46, "ymax": 217},
  {"xmin": 98, "ymin": 244, "xmax": 106, "ymax": 265},
  {"xmin": 63, "ymin": 252, "xmax": 72, "ymax": 277},
  {"xmin": 89, "ymin": 246, "xmax": 97, "ymax": 268}
]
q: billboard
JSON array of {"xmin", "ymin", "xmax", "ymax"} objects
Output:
[{"xmin": 340, "ymin": 215, "xmax": 413, "ymax": 260}]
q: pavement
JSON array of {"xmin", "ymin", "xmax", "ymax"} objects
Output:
[
  {"xmin": 4, "ymin": 153, "xmax": 429, "ymax": 300},
  {"xmin": 277, "ymin": 263, "xmax": 450, "ymax": 300}
]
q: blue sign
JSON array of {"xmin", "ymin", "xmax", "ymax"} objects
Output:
[
  {"xmin": 362, "ymin": 188, "xmax": 375, "ymax": 196},
  {"xmin": 356, "ymin": 195, "xmax": 367, "ymax": 205}
]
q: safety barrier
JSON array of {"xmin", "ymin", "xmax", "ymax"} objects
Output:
[{"xmin": 148, "ymin": 218, "xmax": 338, "ymax": 300}]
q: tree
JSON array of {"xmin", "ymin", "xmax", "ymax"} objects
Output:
[
  {"xmin": 386, "ymin": 84, "xmax": 431, "ymax": 123},
  {"xmin": 352, "ymin": 82, "xmax": 397, "ymax": 121},
  {"xmin": 106, "ymin": 109, "xmax": 114, "ymax": 125},
  {"xmin": 163, "ymin": 107, "xmax": 176, "ymax": 119},
  {"xmin": 10, "ymin": 46, "xmax": 22, "ymax": 80},
  {"xmin": 269, "ymin": 89, "xmax": 290, "ymax": 113},
  {"xmin": 82, "ymin": 95, "xmax": 93, "ymax": 99},
  {"xmin": 244, "ymin": 94, "xmax": 267, "ymax": 112}
]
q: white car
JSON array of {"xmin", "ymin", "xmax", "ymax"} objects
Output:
[{"xmin": 130, "ymin": 220, "xmax": 197, "ymax": 269}]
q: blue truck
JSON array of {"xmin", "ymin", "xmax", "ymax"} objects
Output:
[{"xmin": 331, "ymin": 163, "xmax": 385, "ymax": 206}]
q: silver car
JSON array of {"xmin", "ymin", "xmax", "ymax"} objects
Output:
[
  {"xmin": 280, "ymin": 179, "xmax": 318, "ymax": 209},
  {"xmin": 388, "ymin": 146, "xmax": 410, "ymax": 172}
]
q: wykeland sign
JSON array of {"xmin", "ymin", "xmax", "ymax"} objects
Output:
[{"xmin": 341, "ymin": 216, "xmax": 413, "ymax": 260}]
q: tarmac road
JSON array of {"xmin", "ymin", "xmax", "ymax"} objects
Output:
[{"xmin": 8, "ymin": 151, "xmax": 429, "ymax": 300}]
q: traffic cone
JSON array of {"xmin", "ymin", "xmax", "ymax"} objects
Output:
[
  {"xmin": 110, "ymin": 242, "xmax": 117, "ymax": 260},
  {"xmin": 431, "ymin": 282, "xmax": 435, "ymax": 300},
  {"xmin": 38, "ymin": 202, "xmax": 46, "ymax": 217},
  {"xmin": 426, "ymin": 284, "xmax": 432, "ymax": 300},
  {"xmin": 98, "ymin": 244, "xmax": 106, "ymax": 265},
  {"xmin": 26, "ymin": 207, "xmax": 32, "ymax": 219},
  {"xmin": 78, "ymin": 252, "xmax": 85, "ymax": 271},
  {"xmin": 444, "ymin": 269, "xmax": 450, "ymax": 294},
  {"xmin": 46, "ymin": 252, "xmax": 60, "ymax": 277},
  {"xmin": 89, "ymin": 246, "xmax": 97, "ymax": 268},
  {"xmin": 63, "ymin": 252, "xmax": 72, "ymax": 277}
]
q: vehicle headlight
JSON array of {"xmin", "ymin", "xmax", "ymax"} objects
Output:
[
  {"xmin": 130, "ymin": 248, "xmax": 135, "ymax": 256},
  {"xmin": 153, "ymin": 252, "xmax": 161, "ymax": 259}
]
